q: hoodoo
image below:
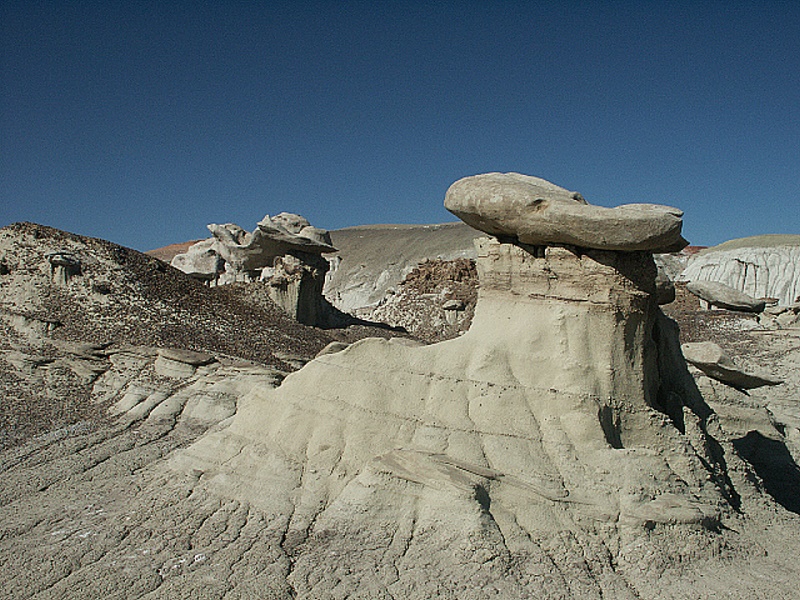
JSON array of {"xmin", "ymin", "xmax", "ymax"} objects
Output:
[
  {"xmin": 172, "ymin": 212, "xmax": 336, "ymax": 325},
  {"xmin": 173, "ymin": 173, "xmax": 742, "ymax": 597}
]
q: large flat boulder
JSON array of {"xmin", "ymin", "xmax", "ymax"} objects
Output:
[
  {"xmin": 682, "ymin": 341, "xmax": 782, "ymax": 389},
  {"xmin": 444, "ymin": 172, "xmax": 688, "ymax": 252},
  {"xmin": 686, "ymin": 280, "xmax": 766, "ymax": 313}
]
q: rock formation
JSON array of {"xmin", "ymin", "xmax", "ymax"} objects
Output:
[
  {"xmin": 444, "ymin": 172, "xmax": 688, "ymax": 252},
  {"xmin": 368, "ymin": 258, "xmax": 478, "ymax": 342},
  {"xmin": 682, "ymin": 235, "xmax": 800, "ymax": 307},
  {"xmin": 686, "ymin": 280, "xmax": 766, "ymax": 313},
  {"xmin": 4, "ymin": 208, "xmax": 800, "ymax": 597},
  {"xmin": 172, "ymin": 212, "xmax": 336, "ymax": 325},
  {"xmin": 682, "ymin": 341, "xmax": 783, "ymax": 389},
  {"xmin": 169, "ymin": 174, "xmax": 752, "ymax": 596}
]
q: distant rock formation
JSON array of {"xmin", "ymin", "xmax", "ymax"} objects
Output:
[
  {"xmin": 324, "ymin": 222, "xmax": 483, "ymax": 312},
  {"xmin": 682, "ymin": 235, "xmax": 800, "ymax": 306},
  {"xmin": 172, "ymin": 213, "xmax": 336, "ymax": 325}
]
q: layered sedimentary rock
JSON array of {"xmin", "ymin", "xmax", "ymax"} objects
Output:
[
  {"xmin": 171, "ymin": 174, "xmax": 740, "ymax": 596},
  {"xmin": 172, "ymin": 212, "xmax": 335, "ymax": 325},
  {"xmin": 682, "ymin": 235, "xmax": 800, "ymax": 306}
]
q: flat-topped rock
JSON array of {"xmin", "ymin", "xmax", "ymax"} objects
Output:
[
  {"xmin": 682, "ymin": 341, "xmax": 782, "ymax": 389},
  {"xmin": 686, "ymin": 280, "xmax": 766, "ymax": 313},
  {"xmin": 445, "ymin": 172, "xmax": 688, "ymax": 252}
]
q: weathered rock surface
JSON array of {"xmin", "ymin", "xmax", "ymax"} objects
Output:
[
  {"xmin": 172, "ymin": 213, "xmax": 337, "ymax": 325},
  {"xmin": 0, "ymin": 222, "xmax": 336, "ymax": 449},
  {"xmin": 369, "ymin": 258, "xmax": 477, "ymax": 342},
  {"xmin": 5, "ymin": 198, "xmax": 800, "ymax": 598},
  {"xmin": 324, "ymin": 222, "xmax": 483, "ymax": 312},
  {"xmin": 682, "ymin": 235, "xmax": 800, "ymax": 306},
  {"xmin": 444, "ymin": 172, "xmax": 688, "ymax": 252},
  {"xmin": 682, "ymin": 341, "xmax": 783, "ymax": 389},
  {"xmin": 169, "ymin": 227, "xmax": 753, "ymax": 595},
  {"xmin": 686, "ymin": 280, "xmax": 766, "ymax": 312}
]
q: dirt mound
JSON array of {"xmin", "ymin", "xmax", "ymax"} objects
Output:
[{"xmin": 0, "ymin": 222, "xmax": 331, "ymax": 361}]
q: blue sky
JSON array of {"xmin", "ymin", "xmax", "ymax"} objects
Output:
[{"xmin": 2, "ymin": 1, "xmax": 799, "ymax": 251}]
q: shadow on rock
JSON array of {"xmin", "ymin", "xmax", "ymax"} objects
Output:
[{"xmin": 734, "ymin": 430, "xmax": 800, "ymax": 515}]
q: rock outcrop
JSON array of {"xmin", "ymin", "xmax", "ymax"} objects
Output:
[
  {"xmin": 324, "ymin": 222, "xmax": 483, "ymax": 312},
  {"xmin": 368, "ymin": 258, "xmax": 478, "ymax": 342},
  {"xmin": 172, "ymin": 213, "xmax": 336, "ymax": 325},
  {"xmin": 169, "ymin": 174, "xmax": 749, "ymax": 596},
  {"xmin": 5, "ymin": 204, "xmax": 800, "ymax": 597},
  {"xmin": 0, "ymin": 222, "xmax": 337, "ymax": 448},
  {"xmin": 682, "ymin": 235, "xmax": 800, "ymax": 307}
]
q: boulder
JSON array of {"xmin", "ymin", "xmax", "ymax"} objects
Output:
[
  {"xmin": 155, "ymin": 348, "xmax": 217, "ymax": 379},
  {"xmin": 681, "ymin": 341, "xmax": 782, "ymax": 389},
  {"xmin": 442, "ymin": 299, "xmax": 465, "ymax": 311},
  {"xmin": 169, "ymin": 239, "xmax": 223, "ymax": 281},
  {"xmin": 686, "ymin": 280, "xmax": 766, "ymax": 312},
  {"xmin": 444, "ymin": 172, "xmax": 688, "ymax": 252},
  {"xmin": 315, "ymin": 341, "xmax": 350, "ymax": 357}
]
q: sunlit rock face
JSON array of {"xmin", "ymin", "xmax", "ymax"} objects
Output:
[
  {"xmin": 171, "ymin": 212, "xmax": 336, "ymax": 325},
  {"xmin": 445, "ymin": 172, "xmax": 688, "ymax": 253},
  {"xmin": 170, "ymin": 174, "xmax": 738, "ymax": 597}
]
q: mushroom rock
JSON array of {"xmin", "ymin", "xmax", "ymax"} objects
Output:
[
  {"xmin": 46, "ymin": 250, "xmax": 81, "ymax": 285},
  {"xmin": 444, "ymin": 172, "xmax": 688, "ymax": 253},
  {"xmin": 171, "ymin": 175, "xmax": 739, "ymax": 595},
  {"xmin": 171, "ymin": 212, "xmax": 336, "ymax": 325}
]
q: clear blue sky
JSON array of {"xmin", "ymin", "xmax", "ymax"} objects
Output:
[{"xmin": 2, "ymin": 1, "xmax": 798, "ymax": 251}]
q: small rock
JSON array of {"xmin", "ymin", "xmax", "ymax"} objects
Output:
[
  {"xmin": 157, "ymin": 348, "xmax": 215, "ymax": 365},
  {"xmin": 442, "ymin": 299, "xmax": 466, "ymax": 311},
  {"xmin": 776, "ymin": 311, "xmax": 800, "ymax": 329}
]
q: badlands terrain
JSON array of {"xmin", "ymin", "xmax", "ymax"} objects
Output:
[{"xmin": 1, "ymin": 173, "xmax": 800, "ymax": 599}]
